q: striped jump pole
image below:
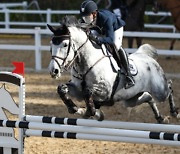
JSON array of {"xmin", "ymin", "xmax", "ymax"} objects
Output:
[
  {"xmin": 25, "ymin": 115, "xmax": 180, "ymax": 133},
  {"xmin": 1, "ymin": 71, "xmax": 180, "ymax": 154},
  {"xmin": 1, "ymin": 119, "xmax": 180, "ymax": 146},
  {"xmin": 0, "ymin": 119, "xmax": 180, "ymax": 143},
  {"xmin": 25, "ymin": 129, "xmax": 180, "ymax": 147}
]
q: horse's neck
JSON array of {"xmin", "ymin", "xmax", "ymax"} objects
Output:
[
  {"xmin": 82, "ymin": 42, "xmax": 104, "ymax": 61},
  {"xmin": 74, "ymin": 41, "xmax": 106, "ymax": 72},
  {"xmin": 159, "ymin": 0, "xmax": 180, "ymax": 10},
  {"xmin": 70, "ymin": 27, "xmax": 109, "ymax": 68},
  {"xmin": 158, "ymin": 0, "xmax": 180, "ymax": 28}
]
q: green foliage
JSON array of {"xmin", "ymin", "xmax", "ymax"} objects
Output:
[{"xmin": 0, "ymin": 0, "xmax": 174, "ymax": 29}]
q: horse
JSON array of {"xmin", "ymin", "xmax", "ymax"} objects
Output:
[
  {"xmin": 47, "ymin": 21, "xmax": 179, "ymax": 123},
  {"xmin": 156, "ymin": 0, "xmax": 180, "ymax": 50},
  {"xmin": 124, "ymin": 0, "xmax": 158, "ymax": 48}
]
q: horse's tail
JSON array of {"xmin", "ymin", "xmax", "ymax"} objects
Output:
[{"xmin": 135, "ymin": 44, "xmax": 158, "ymax": 60}]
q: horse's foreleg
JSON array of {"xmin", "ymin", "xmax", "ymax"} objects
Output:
[
  {"xmin": 169, "ymin": 39, "xmax": 176, "ymax": 50},
  {"xmin": 128, "ymin": 38, "xmax": 133, "ymax": 48},
  {"xmin": 136, "ymin": 37, "xmax": 142, "ymax": 48},
  {"xmin": 57, "ymin": 84, "xmax": 78, "ymax": 114},
  {"xmin": 83, "ymin": 88, "xmax": 96, "ymax": 119}
]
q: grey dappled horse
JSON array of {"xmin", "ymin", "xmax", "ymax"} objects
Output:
[{"xmin": 48, "ymin": 22, "xmax": 179, "ymax": 123}]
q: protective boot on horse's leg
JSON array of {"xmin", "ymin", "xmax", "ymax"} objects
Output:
[
  {"xmin": 57, "ymin": 84, "xmax": 78, "ymax": 114},
  {"xmin": 112, "ymin": 46, "xmax": 135, "ymax": 89}
]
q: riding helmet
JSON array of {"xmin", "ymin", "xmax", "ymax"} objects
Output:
[{"xmin": 80, "ymin": 0, "xmax": 98, "ymax": 16}]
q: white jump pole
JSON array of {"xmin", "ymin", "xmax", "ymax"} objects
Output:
[
  {"xmin": 25, "ymin": 115, "xmax": 180, "ymax": 133},
  {"xmin": 1, "ymin": 119, "xmax": 180, "ymax": 142},
  {"xmin": 25, "ymin": 129, "xmax": 180, "ymax": 147},
  {"xmin": 1, "ymin": 71, "xmax": 180, "ymax": 154}
]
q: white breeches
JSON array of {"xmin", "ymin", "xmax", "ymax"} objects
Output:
[{"xmin": 114, "ymin": 27, "xmax": 124, "ymax": 50}]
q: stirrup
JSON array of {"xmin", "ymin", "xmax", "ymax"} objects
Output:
[{"xmin": 125, "ymin": 76, "xmax": 135, "ymax": 89}]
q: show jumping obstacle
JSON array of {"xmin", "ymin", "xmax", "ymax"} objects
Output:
[{"xmin": 0, "ymin": 72, "xmax": 180, "ymax": 154}]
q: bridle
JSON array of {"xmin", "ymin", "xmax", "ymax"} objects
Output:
[
  {"xmin": 50, "ymin": 33, "xmax": 88, "ymax": 71},
  {"xmin": 51, "ymin": 35, "xmax": 70, "ymax": 71},
  {"xmin": 50, "ymin": 27, "xmax": 111, "ymax": 83}
]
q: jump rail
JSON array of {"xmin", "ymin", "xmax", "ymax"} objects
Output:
[
  {"xmin": 0, "ymin": 72, "xmax": 180, "ymax": 154},
  {"xmin": 1, "ymin": 119, "xmax": 180, "ymax": 141},
  {"xmin": 25, "ymin": 129, "xmax": 180, "ymax": 146},
  {"xmin": 25, "ymin": 115, "xmax": 180, "ymax": 133}
]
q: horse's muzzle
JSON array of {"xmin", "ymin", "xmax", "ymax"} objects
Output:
[{"xmin": 50, "ymin": 68, "xmax": 61, "ymax": 79}]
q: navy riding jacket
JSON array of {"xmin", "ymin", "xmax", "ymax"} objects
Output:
[{"xmin": 96, "ymin": 9, "xmax": 125, "ymax": 45}]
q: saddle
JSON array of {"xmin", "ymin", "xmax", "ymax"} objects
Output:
[{"xmin": 104, "ymin": 44, "xmax": 138, "ymax": 76}]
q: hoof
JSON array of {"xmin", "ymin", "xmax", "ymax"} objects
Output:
[
  {"xmin": 170, "ymin": 107, "xmax": 179, "ymax": 119},
  {"xmin": 176, "ymin": 113, "xmax": 180, "ymax": 119},
  {"xmin": 157, "ymin": 115, "xmax": 170, "ymax": 124},
  {"xmin": 75, "ymin": 108, "xmax": 86, "ymax": 116},
  {"xmin": 68, "ymin": 106, "xmax": 78, "ymax": 114},
  {"xmin": 94, "ymin": 109, "xmax": 104, "ymax": 121},
  {"xmin": 162, "ymin": 116, "xmax": 170, "ymax": 124},
  {"xmin": 82, "ymin": 109, "xmax": 96, "ymax": 119}
]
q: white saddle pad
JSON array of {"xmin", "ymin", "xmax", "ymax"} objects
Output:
[{"xmin": 129, "ymin": 59, "xmax": 138, "ymax": 76}]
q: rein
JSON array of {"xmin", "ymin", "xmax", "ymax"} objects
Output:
[
  {"xmin": 66, "ymin": 36, "xmax": 89, "ymax": 70},
  {"xmin": 51, "ymin": 35, "xmax": 71, "ymax": 71},
  {"xmin": 72, "ymin": 55, "xmax": 111, "ymax": 81}
]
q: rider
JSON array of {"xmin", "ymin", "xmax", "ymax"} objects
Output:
[{"xmin": 80, "ymin": 0, "xmax": 135, "ymax": 89}]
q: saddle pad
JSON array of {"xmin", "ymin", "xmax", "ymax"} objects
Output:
[{"xmin": 129, "ymin": 59, "xmax": 138, "ymax": 76}]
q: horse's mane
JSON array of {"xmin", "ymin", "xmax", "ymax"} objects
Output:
[
  {"xmin": 61, "ymin": 16, "xmax": 97, "ymax": 32},
  {"xmin": 61, "ymin": 15, "xmax": 79, "ymax": 27}
]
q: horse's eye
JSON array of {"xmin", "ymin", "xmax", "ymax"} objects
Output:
[{"xmin": 64, "ymin": 43, "xmax": 68, "ymax": 47}]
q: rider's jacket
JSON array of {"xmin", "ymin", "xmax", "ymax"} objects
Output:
[{"xmin": 96, "ymin": 9, "xmax": 125, "ymax": 45}]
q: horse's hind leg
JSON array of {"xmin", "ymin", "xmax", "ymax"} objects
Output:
[
  {"xmin": 167, "ymin": 80, "xmax": 180, "ymax": 118},
  {"xmin": 127, "ymin": 92, "xmax": 169, "ymax": 123},
  {"xmin": 148, "ymin": 100, "xmax": 169, "ymax": 123}
]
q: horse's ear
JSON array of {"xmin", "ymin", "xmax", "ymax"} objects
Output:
[
  {"xmin": 47, "ymin": 24, "xmax": 56, "ymax": 33},
  {"xmin": 62, "ymin": 24, "xmax": 69, "ymax": 35}
]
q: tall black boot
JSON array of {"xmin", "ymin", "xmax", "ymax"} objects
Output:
[{"xmin": 118, "ymin": 47, "xmax": 135, "ymax": 89}]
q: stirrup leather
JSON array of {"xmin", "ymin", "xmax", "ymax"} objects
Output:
[{"xmin": 125, "ymin": 76, "xmax": 135, "ymax": 89}]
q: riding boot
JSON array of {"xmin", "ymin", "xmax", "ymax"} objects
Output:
[{"xmin": 118, "ymin": 47, "xmax": 135, "ymax": 89}]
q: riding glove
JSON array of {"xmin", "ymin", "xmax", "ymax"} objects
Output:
[{"xmin": 89, "ymin": 34, "xmax": 101, "ymax": 45}]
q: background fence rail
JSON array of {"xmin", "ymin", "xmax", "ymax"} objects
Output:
[
  {"xmin": 0, "ymin": 9, "xmax": 179, "ymax": 71},
  {"xmin": 0, "ymin": 28, "xmax": 179, "ymax": 70},
  {"xmin": 0, "ymin": 9, "xmax": 175, "ymax": 31}
]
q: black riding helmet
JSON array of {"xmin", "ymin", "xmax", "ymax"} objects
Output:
[{"xmin": 80, "ymin": 0, "xmax": 98, "ymax": 16}]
